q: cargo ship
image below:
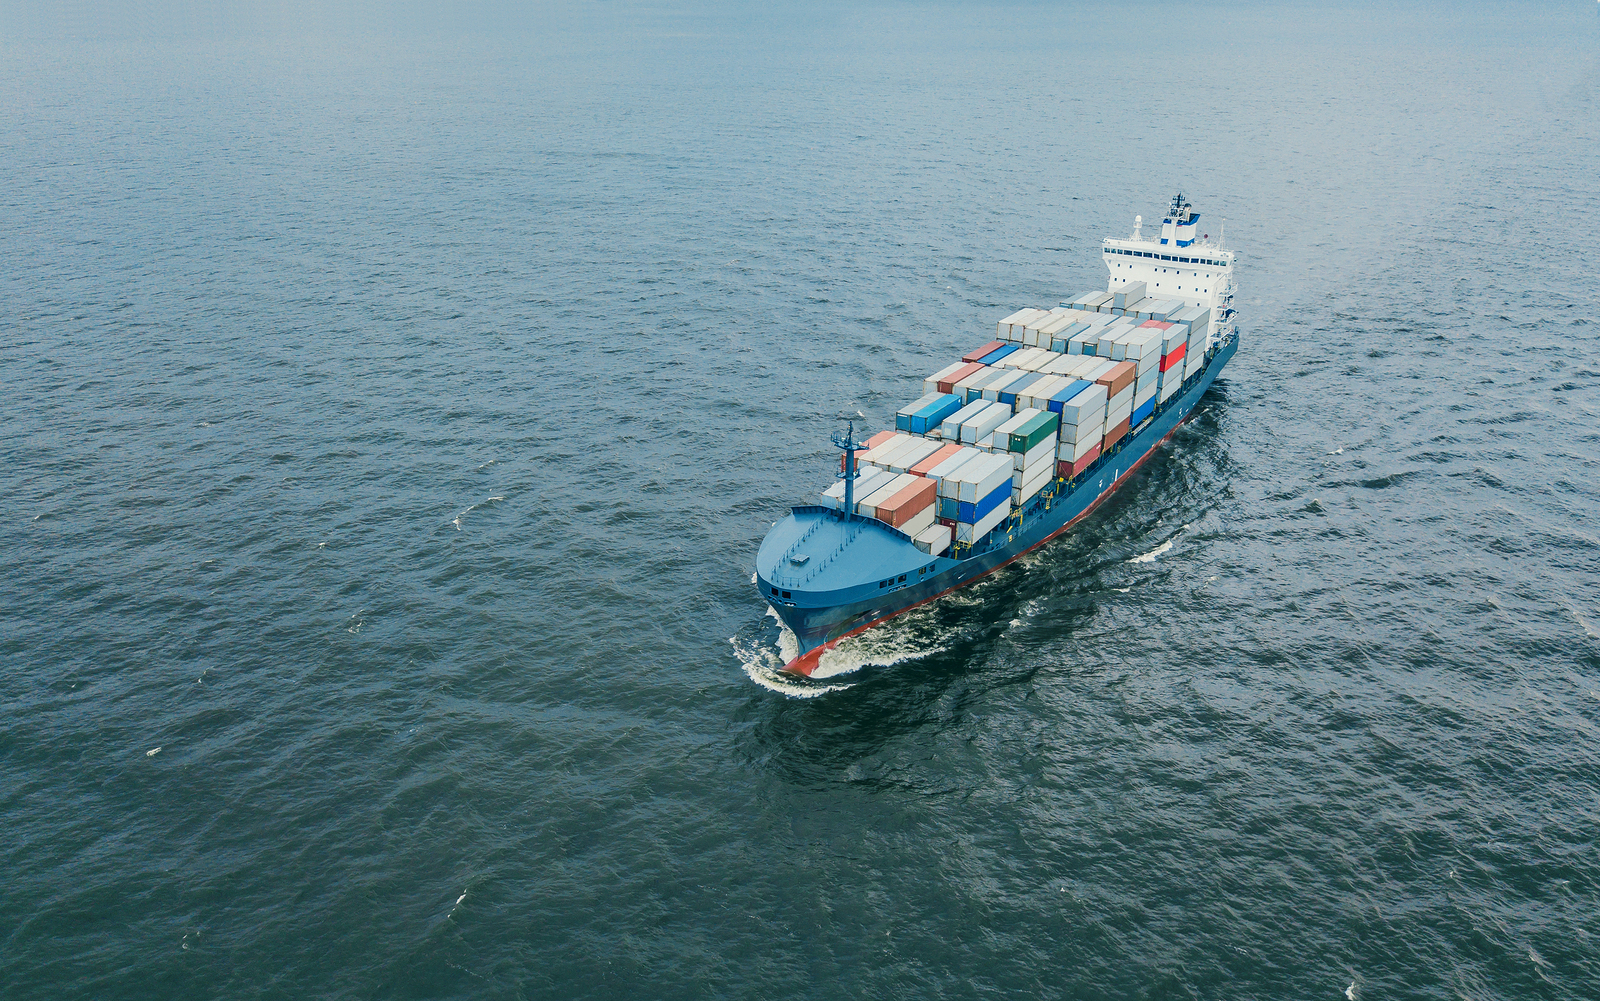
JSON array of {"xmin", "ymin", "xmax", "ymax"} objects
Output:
[{"xmin": 755, "ymin": 195, "xmax": 1239, "ymax": 676}]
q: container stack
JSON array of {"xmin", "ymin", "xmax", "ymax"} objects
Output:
[
  {"xmin": 823, "ymin": 280, "xmax": 1224, "ymax": 551},
  {"xmin": 993, "ymin": 408, "xmax": 1060, "ymax": 506},
  {"xmin": 1096, "ymin": 360, "xmax": 1137, "ymax": 450},
  {"xmin": 1055, "ymin": 382, "xmax": 1108, "ymax": 478},
  {"xmin": 934, "ymin": 450, "xmax": 1016, "ymax": 544}
]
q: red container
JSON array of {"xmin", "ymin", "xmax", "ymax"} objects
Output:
[
  {"xmin": 877, "ymin": 477, "xmax": 937, "ymax": 529},
  {"xmin": 910, "ymin": 442, "xmax": 964, "ymax": 476},
  {"xmin": 962, "ymin": 341, "xmax": 1005, "ymax": 363},
  {"xmin": 1159, "ymin": 342, "xmax": 1186, "ymax": 372},
  {"xmin": 938, "ymin": 362, "xmax": 985, "ymax": 394},
  {"xmin": 1139, "ymin": 320, "xmax": 1174, "ymax": 330},
  {"xmin": 1070, "ymin": 443, "xmax": 1102, "ymax": 477}
]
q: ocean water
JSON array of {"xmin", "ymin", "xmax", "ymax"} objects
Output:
[{"xmin": 4, "ymin": 2, "xmax": 1600, "ymax": 998}]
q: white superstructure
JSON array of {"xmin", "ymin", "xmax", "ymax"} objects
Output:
[{"xmin": 1102, "ymin": 194, "xmax": 1235, "ymax": 334}]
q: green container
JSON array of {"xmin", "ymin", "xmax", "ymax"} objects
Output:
[{"xmin": 1008, "ymin": 411, "xmax": 1059, "ymax": 454}]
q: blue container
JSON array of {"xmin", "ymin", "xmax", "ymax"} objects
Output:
[
  {"xmin": 977, "ymin": 344, "xmax": 1019, "ymax": 365},
  {"xmin": 1132, "ymin": 396, "xmax": 1155, "ymax": 426},
  {"xmin": 957, "ymin": 481, "xmax": 1012, "ymax": 524},
  {"xmin": 909, "ymin": 394, "xmax": 964, "ymax": 434},
  {"xmin": 938, "ymin": 495, "xmax": 960, "ymax": 521},
  {"xmin": 1044, "ymin": 379, "xmax": 1093, "ymax": 414}
]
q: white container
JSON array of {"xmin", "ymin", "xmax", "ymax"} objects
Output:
[
  {"xmin": 1012, "ymin": 462, "xmax": 1054, "ymax": 504},
  {"xmin": 900, "ymin": 503, "xmax": 937, "ymax": 540},
  {"xmin": 860, "ymin": 433, "xmax": 915, "ymax": 467},
  {"xmin": 1019, "ymin": 375, "xmax": 1071, "ymax": 410},
  {"xmin": 913, "ymin": 523, "xmax": 952, "ymax": 556},
  {"xmin": 1107, "ymin": 383, "xmax": 1134, "ymax": 415},
  {"xmin": 1134, "ymin": 367, "xmax": 1159, "ymax": 395},
  {"xmin": 931, "ymin": 447, "xmax": 985, "ymax": 496},
  {"xmin": 1104, "ymin": 400, "xmax": 1133, "ymax": 431},
  {"xmin": 959, "ymin": 402, "xmax": 1013, "ymax": 445},
  {"xmin": 980, "ymin": 368, "xmax": 1032, "ymax": 401},
  {"xmin": 1158, "ymin": 376, "xmax": 1182, "ymax": 402},
  {"xmin": 939, "ymin": 398, "xmax": 991, "ymax": 437},
  {"xmin": 1058, "ymin": 432, "xmax": 1102, "ymax": 462},
  {"xmin": 953, "ymin": 451, "xmax": 1014, "ymax": 503},
  {"xmin": 886, "ymin": 437, "xmax": 944, "ymax": 473},
  {"xmin": 922, "ymin": 362, "xmax": 968, "ymax": 397},
  {"xmin": 997, "ymin": 307, "xmax": 1047, "ymax": 341},
  {"xmin": 1058, "ymin": 383, "xmax": 1108, "ymax": 427},
  {"xmin": 858, "ymin": 472, "xmax": 918, "ymax": 518},
  {"xmin": 1010, "ymin": 436, "xmax": 1056, "ymax": 472}
]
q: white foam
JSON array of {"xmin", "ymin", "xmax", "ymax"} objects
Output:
[
  {"xmin": 1128, "ymin": 524, "xmax": 1188, "ymax": 563},
  {"xmin": 810, "ymin": 626, "xmax": 944, "ymax": 680},
  {"xmin": 731, "ymin": 631, "xmax": 853, "ymax": 698},
  {"xmin": 146, "ymin": 747, "xmax": 161, "ymax": 757},
  {"xmin": 1128, "ymin": 539, "xmax": 1173, "ymax": 563}
]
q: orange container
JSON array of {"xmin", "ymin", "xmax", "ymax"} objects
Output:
[
  {"xmin": 1096, "ymin": 360, "xmax": 1136, "ymax": 397},
  {"xmin": 1103, "ymin": 417, "xmax": 1130, "ymax": 448},
  {"xmin": 840, "ymin": 430, "xmax": 899, "ymax": 471},
  {"xmin": 938, "ymin": 362, "xmax": 985, "ymax": 395},
  {"xmin": 877, "ymin": 476, "xmax": 937, "ymax": 529},
  {"xmin": 962, "ymin": 341, "xmax": 1006, "ymax": 363},
  {"xmin": 910, "ymin": 442, "xmax": 964, "ymax": 476}
]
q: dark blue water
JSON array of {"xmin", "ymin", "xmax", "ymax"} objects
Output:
[{"xmin": 5, "ymin": 3, "xmax": 1600, "ymax": 998}]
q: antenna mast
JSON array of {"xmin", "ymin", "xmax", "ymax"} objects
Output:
[{"xmin": 831, "ymin": 417, "xmax": 869, "ymax": 517}]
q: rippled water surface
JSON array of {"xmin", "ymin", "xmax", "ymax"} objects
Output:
[{"xmin": 5, "ymin": 3, "xmax": 1600, "ymax": 998}]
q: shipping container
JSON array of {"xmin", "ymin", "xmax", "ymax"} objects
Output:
[
  {"xmin": 962, "ymin": 341, "xmax": 1005, "ymax": 363},
  {"xmin": 1012, "ymin": 462, "xmax": 1054, "ymax": 505},
  {"xmin": 959, "ymin": 402, "xmax": 1014, "ymax": 445},
  {"xmin": 909, "ymin": 441, "xmax": 964, "ymax": 477},
  {"xmin": 1058, "ymin": 381, "xmax": 1108, "ymax": 427},
  {"xmin": 1011, "ymin": 436, "xmax": 1056, "ymax": 471},
  {"xmin": 955, "ymin": 500, "xmax": 1012, "ymax": 545},
  {"xmin": 951, "ymin": 365, "xmax": 995, "ymax": 400},
  {"xmin": 1058, "ymin": 431, "xmax": 1102, "ymax": 462},
  {"xmin": 1007, "ymin": 410, "xmax": 1060, "ymax": 453},
  {"xmin": 977, "ymin": 343, "xmax": 1019, "ymax": 366},
  {"xmin": 996, "ymin": 308, "xmax": 1047, "ymax": 341},
  {"xmin": 939, "ymin": 399, "xmax": 993, "ymax": 439},
  {"xmin": 1020, "ymin": 376, "xmax": 1074, "ymax": 412},
  {"xmin": 956, "ymin": 478, "xmax": 1013, "ymax": 524},
  {"xmin": 938, "ymin": 362, "xmax": 986, "ymax": 395},
  {"xmin": 1000, "ymin": 371, "xmax": 1051, "ymax": 406},
  {"xmin": 910, "ymin": 393, "xmax": 965, "ymax": 434},
  {"xmin": 923, "ymin": 361, "xmax": 968, "ymax": 396},
  {"xmin": 886, "ymin": 437, "xmax": 945, "ymax": 473},
  {"xmin": 1112, "ymin": 282, "xmax": 1147, "ymax": 308},
  {"xmin": 896, "ymin": 392, "xmax": 945, "ymax": 431},
  {"xmin": 858, "ymin": 472, "xmax": 919, "ymax": 519},
  {"xmin": 876, "ymin": 476, "xmax": 937, "ymax": 528},
  {"xmin": 913, "ymin": 523, "xmax": 952, "ymax": 557},
  {"xmin": 1097, "ymin": 360, "xmax": 1137, "ymax": 398},
  {"xmin": 1103, "ymin": 416, "xmax": 1131, "ymax": 449},
  {"xmin": 1131, "ymin": 396, "xmax": 1156, "ymax": 427}
]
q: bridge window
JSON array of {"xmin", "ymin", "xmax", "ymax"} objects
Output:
[
  {"xmin": 897, "ymin": 574, "xmax": 907, "ymax": 583},
  {"xmin": 770, "ymin": 586, "xmax": 779, "ymax": 595}
]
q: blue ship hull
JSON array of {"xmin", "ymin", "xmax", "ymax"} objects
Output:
[{"xmin": 755, "ymin": 331, "xmax": 1237, "ymax": 675}]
